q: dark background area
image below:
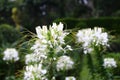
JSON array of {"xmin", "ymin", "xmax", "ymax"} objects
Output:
[{"xmin": 0, "ymin": 0, "xmax": 120, "ymax": 32}]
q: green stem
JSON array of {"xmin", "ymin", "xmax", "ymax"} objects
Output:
[
  {"xmin": 8, "ymin": 62, "xmax": 15, "ymax": 76},
  {"xmin": 48, "ymin": 58, "xmax": 54, "ymax": 80},
  {"xmin": 79, "ymin": 54, "xmax": 91, "ymax": 80},
  {"xmin": 106, "ymin": 69, "xmax": 113, "ymax": 80}
]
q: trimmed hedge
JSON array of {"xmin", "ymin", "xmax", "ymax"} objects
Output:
[{"xmin": 54, "ymin": 17, "xmax": 120, "ymax": 34}]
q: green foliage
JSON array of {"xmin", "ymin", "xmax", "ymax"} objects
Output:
[{"xmin": 0, "ymin": 24, "xmax": 21, "ymax": 45}]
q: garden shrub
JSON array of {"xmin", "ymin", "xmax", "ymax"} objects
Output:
[{"xmin": 0, "ymin": 24, "xmax": 22, "ymax": 45}]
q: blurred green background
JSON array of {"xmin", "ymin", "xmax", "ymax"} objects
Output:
[{"xmin": 0, "ymin": 0, "xmax": 120, "ymax": 32}]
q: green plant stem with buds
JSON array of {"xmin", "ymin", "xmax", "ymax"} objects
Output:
[{"xmin": 90, "ymin": 47, "xmax": 107, "ymax": 80}]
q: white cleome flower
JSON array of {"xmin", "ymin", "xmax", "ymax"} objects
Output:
[
  {"xmin": 35, "ymin": 25, "xmax": 48, "ymax": 39},
  {"xmin": 56, "ymin": 55, "xmax": 74, "ymax": 71},
  {"xmin": 24, "ymin": 64, "xmax": 47, "ymax": 80},
  {"xmin": 31, "ymin": 39, "xmax": 48, "ymax": 53},
  {"xmin": 27, "ymin": 39, "xmax": 48, "ymax": 64},
  {"xmin": 65, "ymin": 45, "xmax": 73, "ymax": 51},
  {"xmin": 93, "ymin": 27, "xmax": 109, "ymax": 46},
  {"xmin": 65, "ymin": 76, "xmax": 76, "ymax": 80},
  {"xmin": 34, "ymin": 22, "xmax": 70, "ymax": 54},
  {"xmin": 25, "ymin": 53, "xmax": 47, "ymax": 64},
  {"xmin": 76, "ymin": 27, "xmax": 109, "ymax": 54},
  {"xmin": 103, "ymin": 58, "xmax": 117, "ymax": 68},
  {"xmin": 49, "ymin": 22, "xmax": 68, "ymax": 45},
  {"xmin": 3, "ymin": 48, "xmax": 19, "ymax": 62}
]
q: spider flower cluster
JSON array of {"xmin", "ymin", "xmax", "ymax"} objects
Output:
[
  {"xmin": 24, "ymin": 64, "xmax": 47, "ymax": 80},
  {"xmin": 3, "ymin": 48, "xmax": 19, "ymax": 62},
  {"xmin": 76, "ymin": 27, "xmax": 109, "ymax": 54},
  {"xmin": 24, "ymin": 22, "xmax": 73, "ymax": 80},
  {"xmin": 103, "ymin": 58, "xmax": 117, "ymax": 68},
  {"xmin": 56, "ymin": 55, "xmax": 74, "ymax": 71}
]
